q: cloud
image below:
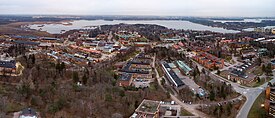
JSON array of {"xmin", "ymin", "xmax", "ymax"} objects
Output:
[{"xmin": 0, "ymin": 0, "xmax": 274, "ymax": 17}]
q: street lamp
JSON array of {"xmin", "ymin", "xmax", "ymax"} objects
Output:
[{"xmin": 261, "ymin": 104, "xmax": 265, "ymax": 107}]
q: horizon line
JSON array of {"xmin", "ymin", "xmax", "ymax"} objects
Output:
[{"xmin": 0, "ymin": 14, "xmax": 275, "ymax": 18}]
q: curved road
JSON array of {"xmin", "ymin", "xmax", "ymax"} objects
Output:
[{"xmin": 155, "ymin": 53, "xmax": 275, "ymax": 118}]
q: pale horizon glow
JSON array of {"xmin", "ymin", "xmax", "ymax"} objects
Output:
[{"xmin": 0, "ymin": 0, "xmax": 274, "ymax": 17}]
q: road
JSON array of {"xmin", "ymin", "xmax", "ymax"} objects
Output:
[
  {"xmin": 237, "ymin": 71, "xmax": 275, "ymax": 118},
  {"xmin": 192, "ymin": 55, "xmax": 275, "ymax": 118},
  {"xmin": 158, "ymin": 53, "xmax": 274, "ymax": 118},
  {"xmin": 153, "ymin": 53, "xmax": 210, "ymax": 118}
]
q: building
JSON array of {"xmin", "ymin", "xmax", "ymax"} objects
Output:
[
  {"xmin": 258, "ymin": 48, "xmax": 268, "ymax": 57},
  {"xmin": 241, "ymin": 48, "xmax": 256, "ymax": 60},
  {"xmin": 131, "ymin": 99, "xmax": 192, "ymax": 118},
  {"xmin": 162, "ymin": 62, "xmax": 185, "ymax": 88},
  {"xmin": 193, "ymin": 52, "xmax": 224, "ymax": 69},
  {"xmin": 118, "ymin": 73, "xmax": 133, "ymax": 87},
  {"xmin": 271, "ymin": 60, "xmax": 275, "ymax": 69},
  {"xmin": 227, "ymin": 69, "xmax": 257, "ymax": 84},
  {"xmin": 265, "ymin": 86, "xmax": 275, "ymax": 117},
  {"xmin": 134, "ymin": 42, "xmax": 150, "ymax": 47},
  {"xmin": 272, "ymin": 29, "xmax": 275, "ymax": 34},
  {"xmin": 0, "ymin": 54, "xmax": 16, "ymax": 74},
  {"xmin": 175, "ymin": 60, "xmax": 192, "ymax": 75},
  {"xmin": 131, "ymin": 99, "xmax": 161, "ymax": 118},
  {"xmin": 118, "ymin": 53, "xmax": 153, "ymax": 87},
  {"xmin": 13, "ymin": 108, "xmax": 38, "ymax": 118}
]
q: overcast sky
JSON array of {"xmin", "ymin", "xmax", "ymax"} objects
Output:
[{"xmin": 0, "ymin": 0, "xmax": 274, "ymax": 17}]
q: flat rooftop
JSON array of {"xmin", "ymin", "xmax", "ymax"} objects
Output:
[
  {"xmin": 119, "ymin": 73, "xmax": 132, "ymax": 81},
  {"xmin": 136, "ymin": 99, "xmax": 160, "ymax": 114}
]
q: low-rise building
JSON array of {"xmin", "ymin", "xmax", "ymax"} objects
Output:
[
  {"xmin": 265, "ymin": 86, "xmax": 275, "ymax": 117},
  {"xmin": 193, "ymin": 52, "xmax": 224, "ymax": 69},
  {"xmin": 0, "ymin": 54, "xmax": 16, "ymax": 74},
  {"xmin": 162, "ymin": 62, "xmax": 185, "ymax": 88},
  {"xmin": 131, "ymin": 99, "xmax": 161, "ymax": 118},
  {"xmin": 118, "ymin": 73, "xmax": 133, "ymax": 87},
  {"xmin": 118, "ymin": 53, "xmax": 153, "ymax": 87},
  {"xmin": 13, "ymin": 108, "xmax": 39, "ymax": 118},
  {"xmin": 272, "ymin": 29, "xmax": 275, "ymax": 34},
  {"xmin": 175, "ymin": 60, "xmax": 192, "ymax": 75},
  {"xmin": 131, "ymin": 99, "xmax": 193, "ymax": 118}
]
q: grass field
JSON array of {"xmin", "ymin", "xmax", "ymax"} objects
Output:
[
  {"xmin": 252, "ymin": 66, "xmax": 264, "ymax": 76},
  {"xmin": 248, "ymin": 91, "xmax": 267, "ymax": 118},
  {"xmin": 250, "ymin": 77, "xmax": 272, "ymax": 87},
  {"xmin": 180, "ymin": 108, "xmax": 194, "ymax": 116}
]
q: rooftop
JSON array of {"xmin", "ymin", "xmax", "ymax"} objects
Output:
[
  {"xmin": 19, "ymin": 108, "xmax": 37, "ymax": 118},
  {"xmin": 162, "ymin": 63, "xmax": 185, "ymax": 87},
  {"xmin": 136, "ymin": 99, "xmax": 160, "ymax": 114},
  {"xmin": 176, "ymin": 60, "xmax": 192, "ymax": 73},
  {"xmin": 0, "ymin": 60, "xmax": 16, "ymax": 69},
  {"xmin": 119, "ymin": 73, "xmax": 132, "ymax": 81}
]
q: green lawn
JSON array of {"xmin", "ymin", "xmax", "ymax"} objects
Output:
[
  {"xmin": 250, "ymin": 77, "xmax": 272, "ymax": 87},
  {"xmin": 156, "ymin": 65, "xmax": 164, "ymax": 77},
  {"xmin": 180, "ymin": 108, "xmax": 194, "ymax": 116},
  {"xmin": 248, "ymin": 91, "xmax": 267, "ymax": 118},
  {"xmin": 252, "ymin": 66, "xmax": 264, "ymax": 76}
]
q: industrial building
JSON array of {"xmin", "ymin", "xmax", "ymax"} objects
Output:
[{"xmin": 162, "ymin": 62, "xmax": 185, "ymax": 88}]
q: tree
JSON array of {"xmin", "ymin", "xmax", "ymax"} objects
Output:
[
  {"xmin": 257, "ymin": 77, "xmax": 261, "ymax": 83},
  {"xmin": 166, "ymin": 92, "xmax": 170, "ymax": 99},
  {"xmin": 161, "ymin": 78, "xmax": 165, "ymax": 86},
  {"xmin": 60, "ymin": 62, "xmax": 66, "ymax": 72},
  {"xmin": 209, "ymin": 91, "xmax": 215, "ymax": 101},
  {"xmin": 105, "ymin": 94, "xmax": 112, "ymax": 102},
  {"xmin": 226, "ymin": 103, "xmax": 232, "ymax": 115},
  {"xmin": 82, "ymin": 74, "xmax": 88, "ymax": 85},
  {"xmin": 202, "ymin": 68, "xmax": 206, "ymax": 74},
  {"xmin": 262, "ymin": 64, "xmax": 266, "ymax": 73},
  {"xmin": 31, "ymin": 54, "xmax": 35, "ymax": 64},
  {"xmin": 73, "ymin": 72, "xmax": 79, "ymax": 83},
  {"xmin": 217, "ymin": 69, "xmax": 221, "ymax": 75},
  {"xmin": 257, "ymin": 58, "xmax": 262, "ymax": 66},
  {"xmin": 266, "ymin": 63, "xmax": 273, "ymax": 76},
  {"xmin": 55, "ymin": 63, "xmax": 60, "ymax": 73},
  {"xmin": 195, "ymin": 66, "xmax": 200, "ymax": 76},
  {"xmin": 119, "ymin": 90, "xmax": 125, "ymax": 97},
  {"xmin": 268, "ymin": 82, "xmax": 273, "ymax": 87}
]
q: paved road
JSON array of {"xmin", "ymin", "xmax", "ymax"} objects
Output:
[
  {"xmin": 189, "ymin": 56, "xmax": 275, "ymax": 118},
  {"xmin": 153, "ymin": 54, "xmax": 210, "ymax": 118},
  {"xmin": 237, "ymin": 71, "xmax": 275, "ymax": 118},
  {"xmin": 192, "ymin": 56, "xmax": 275, "ymax": 118}
]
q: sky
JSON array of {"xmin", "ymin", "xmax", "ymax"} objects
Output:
[{"xmin": 0, "ymin": 0, "xmax": 275, "ymax": 17}]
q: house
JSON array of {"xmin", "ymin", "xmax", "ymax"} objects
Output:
[
  {"xmin": 134, "ymin": 42, "xmax": 150, "ymax": 47},
  {"xmin": 118, "ymin": 73, "xmax": 133, "ymax": 87},
  {"xmin": 241, "ymin": 48, "xmax": 256, "ymax": 60},
  {"xmin": 271, "ymin": 60, "xmax": 275, "ymax": 69},
  {"xmin": 131, "ymin": 99, "xmax": 161, "ymax": 118},
  {"xmin": 272, "ymin": 29, "xmax": 275, "ymax": 34},
  {"xmin": 175, "ymin": 60, "xmax": 192, "ymax": 75},
  {"xmin": 193, "ymin": 52, "xmax": 224, "ymax": 69},
  {"xmin": 0, "ymin": 54, "xmax": 16, "ymax": 74},
  {"xmin": 227, "ymin": 68, "xmax": 256, "ymax": 84},
  {"xmin": 13, "ymin": 108, "xmax": 38, "ymax": 118},
  {"xmin": 258, "ymin": 48, "xmax": 268, "ymax": 57}
]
